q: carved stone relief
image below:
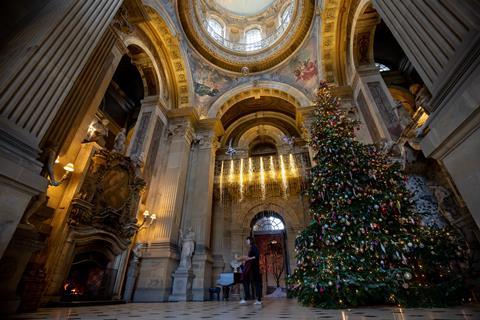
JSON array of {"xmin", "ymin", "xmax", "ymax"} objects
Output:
[
  {"xmin": 367, "ymin": 81, "xmax": 402, "ymax": 139},
  {"xmin": 357, "ymin": 91, "xmax": 381, "ymax": 142}
]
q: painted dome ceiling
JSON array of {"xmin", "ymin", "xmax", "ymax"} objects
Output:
[
  {"xmin": 213, "ymin": 0, "xmax": 277, "ymax": 16},
  {"xmin": 178, "ymin": 0, "xmax": 315, "ymax": 73}
]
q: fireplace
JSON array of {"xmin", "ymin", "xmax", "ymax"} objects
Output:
[{"xmin": 62, "ymin": 251, "xmax": 117, "ymax": 301}]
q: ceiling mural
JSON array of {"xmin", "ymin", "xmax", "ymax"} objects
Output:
[
  {"xmin": 212, "ymin": 0, "xmax": 278, "ymax": 16},
  {"xmin": 187, "ymin": 19, "xmax": 320, "ymax": 116}
]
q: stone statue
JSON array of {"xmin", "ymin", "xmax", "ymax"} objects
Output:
[
  {"xmin": 85, "ymin": 118, "xmax": 109, "ymax": 143},
  {"xmin": 21, "ymin": 192, "xmax": 48, "ymax": 227},
  {"xmin": 131, "ymin": 242, "xmax": 143, "ymax": 262},
  {"xmin": 112, "ymin": 128, "xmax": 127, "ymax": 154},
  {"xmin": 169, "ymin": 228, "xmax": 195, "ymax": 301},
  {"xmin": 179, "ymin": 227, "xmax": 195, "ymax": 270},
  {"xmin": 40, "ymin": 142, "xmax": 60, "ymax": 186},
  {"xmin": 124, "ymin": 243, "xmax": 143, "ymax": 302}
]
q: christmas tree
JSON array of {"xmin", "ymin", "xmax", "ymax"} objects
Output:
[{"xmin": 289, "ymin": 81, "xmax": 468, "ymax": 308}]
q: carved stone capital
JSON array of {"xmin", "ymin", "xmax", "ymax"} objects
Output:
[
  {"xmin": 195, "ymin": 133, "xmax": 220, "ymax": 151},
  {"xmin": 195, "ymin": 119, "xmax": 224, "ymax": 151},
  {"xmin": 168, "ymin": 121, "xmax": 195, "ymax": 145}
]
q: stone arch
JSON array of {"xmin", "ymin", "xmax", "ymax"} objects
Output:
[
  {"xmin": 237, "ymin": 125, "xmax": 286, "ymax": 150},
  {"xmin": 347, "ymin": 0, "xmax": 380, "ymax": 75},
  {"xmin": 321, "ymin": 0, "xmax": 380, "ymax": 85},
  {"xmin": 137, "ymin": 5, "xmax": 193, "ymax": 108},
  {"xmin": 232, "ymin": 198, "xmax": 305, "ymax": 272},
  {"xmin": 221, "ymin": 111, "xmax": 300, "ymax": 147},
  {"xmin": 237, "ymin": 199, "xmax": 303, "ymax": 236},
  {"xmin": 121, "ymin": 38, "xmax": 161, "ymax": 97},
  {"xmin": 207, "ymin": 81, "xmax": 313, "ymax": 119}
]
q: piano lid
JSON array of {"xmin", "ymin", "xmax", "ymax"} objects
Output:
[{"xmin": 217, "ymin": 272, "xmax": 234, "ymax": 286}]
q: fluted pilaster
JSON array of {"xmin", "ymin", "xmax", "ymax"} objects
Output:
[
  {"xmin": 0, "ymin": 0, "xmax": 123, "ymax": 143},
  {"xmin": 372, "ymin": 0, "xmax": 480, "ymax": 104},
  {"xmin": 148, "ymin": 108, "xmax": 197, "ymax": 243}
]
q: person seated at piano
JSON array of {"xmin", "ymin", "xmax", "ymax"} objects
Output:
[{"xmin": 236, "ymin": 236, "xmax": 262, "ymax": 305}]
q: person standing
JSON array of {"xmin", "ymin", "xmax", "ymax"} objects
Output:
[{"xmin": 238, "ymin": 236, "xmax": 262, "ymax": 305}]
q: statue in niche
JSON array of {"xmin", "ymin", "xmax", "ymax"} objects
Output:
[
  {"xmin": 112, "ymin": 128, "xmax": 127, "ymax": 154},
  {"xmin": 21, "ymin": 192, "xmax": 48, "ymax": 227},
  {"xmin": 85, "ymin": 118, "xmax": 110, "ymax": 144},
  {"xmin": 179, "ymin": 227, "xmax": 195, "ymax": 270},
  {"xmin": 40, "ymin": 142, "xmax": 60, "ymax": 186}
]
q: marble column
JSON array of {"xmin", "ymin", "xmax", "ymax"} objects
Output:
[
  {"xmin": 0, "ymin": 0, "xmax": 122, "ymax": 259},
  {"xmin": 182, "ymin": 119, "xmax": 223, "ymax": 300},
  {"xmin": 133, "ymin": 108, "xmax": 197, "ymax": 302},
  {"xmin": 353, "ymin": 65, "xmax": 401, "ymax": 143}
]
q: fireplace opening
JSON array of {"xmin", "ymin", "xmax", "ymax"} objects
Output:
[{"xmin": 62, "ymin": 251, "xmax": 117, "ymax": 301}]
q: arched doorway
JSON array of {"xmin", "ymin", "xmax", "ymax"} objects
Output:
[{"xmin": 250, "ymin": 211, "xmax": 289, "ymax": 295}]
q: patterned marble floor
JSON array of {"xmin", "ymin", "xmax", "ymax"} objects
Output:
[{"xmin": 10, "ymin": 299, "xmax": 480, "ymax": 320}]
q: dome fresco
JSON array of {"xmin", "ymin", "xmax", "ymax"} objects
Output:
[
  {"xmin": 213, "ymin": 0, "xmax": 277, "ymax": 16},
  {"xmin": 178, "ymin": 0, "xmax": 315, "ymax": 72}
]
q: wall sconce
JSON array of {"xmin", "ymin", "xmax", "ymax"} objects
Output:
[
  {"xmin": 60, "ymin": 163, "xmax": 75, "ymax": 182},
  {"xmin": 139, "ymin": 210, "xmax": 156, "ymax": 230},
  {"xmin": 49, "ymin": 161, "xmax": 75, "ymax": 186}
]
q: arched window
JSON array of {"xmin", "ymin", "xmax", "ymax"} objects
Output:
[
  {"xmin": 245, "ymin": 28, "xmax": 262, "ymax": 51},
  {"xmin": 375, "ymin": 62, "xmax": 390, "ymax": 72},
  {"xmin": 253, "ymin": 216, "xmax": 285, "ymax": 232},
  {"xmin": 280, "ymin": 5, "xmax": 292, "ymax": 24},
  {"xmin": 207, "ymin": 18, "xmax": 224, "ymax": 39}
]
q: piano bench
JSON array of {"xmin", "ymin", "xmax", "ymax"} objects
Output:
[{"xmin": 209, "ymin": 287, "xmax": 221, "ymax": 301}]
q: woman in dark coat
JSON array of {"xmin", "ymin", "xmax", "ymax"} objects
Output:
[{"xmin": 238, "ymin": 236, "xmax": 262, "ymax": 305}]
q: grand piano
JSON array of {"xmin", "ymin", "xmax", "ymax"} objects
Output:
[{"xmin": 216, "ymin": 272, "xmax": 242, "ymax": 300}]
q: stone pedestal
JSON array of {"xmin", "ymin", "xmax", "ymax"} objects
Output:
[
  {"xmin": 169, "ymin": 268, "xmax": 194, "ymax": 302},
  {"xmin": 132, "ymin": 243, "xmax": 179, "ymax": 302}
]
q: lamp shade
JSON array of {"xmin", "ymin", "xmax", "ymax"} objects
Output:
[{"xmin": 63, "ymin": 163, "xmax": 75, "ymax": 172}]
